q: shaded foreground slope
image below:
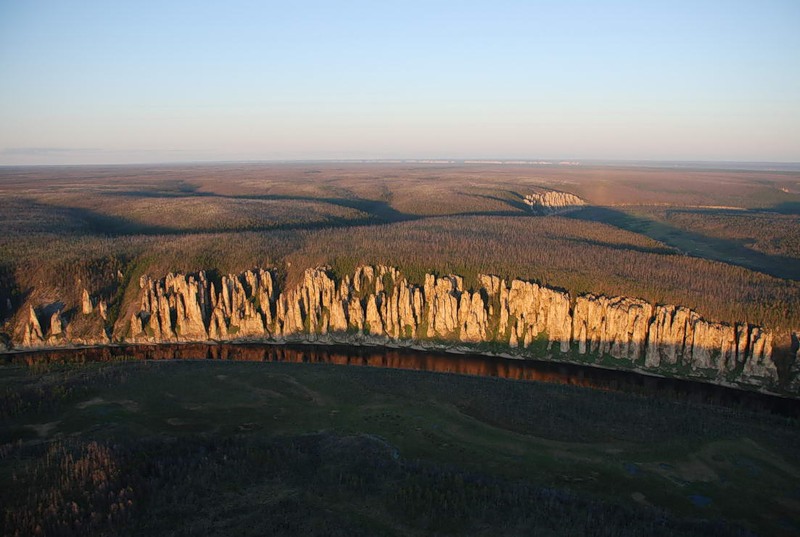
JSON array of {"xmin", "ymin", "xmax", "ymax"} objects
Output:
[{"xmin": 3, "ymin": 359, "xmax": 799, "ymax": 536}]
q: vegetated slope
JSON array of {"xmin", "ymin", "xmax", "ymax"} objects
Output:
[
  {"xmin": 2, "ymin": 359, "xmax": 797, "ymax": 536},
  {"xmin": 2, "ymin": 213, "xmax": 799, "ymax": 332},
  {"xmin": 287, "ymin": 216, "xmax": 800, "ymax": 329},
  {"xmin": 652, "ymin": 208, "xmax": 800, "ymax": 259},
  {"xmin": 567, "ymin": 205, "xmax": 800, "ymax": 280}
]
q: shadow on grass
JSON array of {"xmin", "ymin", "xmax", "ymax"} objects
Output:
[
  {"xmin": 558, "ymin": 236, "xmax": 677, "ymax": 256},
  {"xmin": 108, "ymin": 190, "xmax": 417, "ymax": 225},
  {"xmin": 0, "ymin": 263, "xmax": 30, "ymax": 334},
  {"xmin": 567, "ymin": 207, "xmax": 800, "ymax": 280},
  {"xmin": 463, "ymin": 191, "xmax": 531, "ymax": 213},
  {"xmin": 4, "ymin": 196, "xmax": 414, "ymax": 237},
  {"xmin": 772, "ymin": 201, "xmax": 800, "ymax": 215},
  {"xmin": 23, "ymin": 191, "xmax": 541, "ymax": 238}
]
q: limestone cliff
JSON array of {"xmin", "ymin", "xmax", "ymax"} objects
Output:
[
  {"xmin": 6, "ymin": 265, "xmax": 798, "ymax": 393},
  {"xmin": 524, "ymin": 190, "xmax": 586, "ymax": 214}
]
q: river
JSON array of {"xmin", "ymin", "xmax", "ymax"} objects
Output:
[{"xmin": 3, "ymin": 342, "xmax": 798, "ymax": 417}]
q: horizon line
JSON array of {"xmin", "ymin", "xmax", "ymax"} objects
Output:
[{"xmin": 2, "ymin": 157, "xmax": 800, "ymax": 169}]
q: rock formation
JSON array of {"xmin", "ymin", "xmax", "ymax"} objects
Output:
[
  {"xmin": 15, "ymin": 291, "xmax": 109, "ymax": 348},
  {"xmin": 524, "ymin": 190, "xmax": 586, "ymax": 214},
  {"xmin": 19, "ymin": 306, "xmax": 44, "ymax": 348},
  {"xmin": 6, "ymin": 265, "xmax": 797, "ymax": 393},
  {"xmin": 81, "ymin": 289, "xmax": 93, "ymax": 315}
]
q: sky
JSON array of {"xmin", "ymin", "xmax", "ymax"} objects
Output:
[{"xmin": 0, "ymin": 0, "xmax": 798, "ymax": 165}]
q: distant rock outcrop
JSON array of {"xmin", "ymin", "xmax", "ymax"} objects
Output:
[
  {"xmin": 524, "ymin": 190, "xmax": 586, "ymax": 214},
  {"xmin": 7, "ymin": 265, "xmax": 798, "ymax": 394}
]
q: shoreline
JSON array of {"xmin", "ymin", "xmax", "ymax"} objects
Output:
[{"xmin": 4, "ymin": 338, "xmax": 800, "ymax": 413}]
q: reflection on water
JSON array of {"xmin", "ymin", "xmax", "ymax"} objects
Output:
[{"xmin": 5, "ymin": 342, "xmax": 799, "ymax": 417}]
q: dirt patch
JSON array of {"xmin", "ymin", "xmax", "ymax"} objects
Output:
[
  {"xmin": 76, "ymin": 397, "xmax": 105, "ymax": 409},
  {"xmin": 740, "ymin": 438, "xmax": 800, "ymax": 479},
  {"xmin": 116, "ymin": 399, "xmax": 140, "ymax": 412},
  {"xmin": 272, "ymin": 374, "xmax": 327, "ymax": 405},
  {"xmin": 644, "ymin": 455, "xmax": 718, "ymax": 485},
  {"xmin": 676, "ymin": 457, "xmax": 718, "ymax": 483},
  {"xmin": 76, "ymin": 397, "xmax": 139, "ymax": 412},
  {"xmin": 237, "ymin": 422, "xmax": 261, "ymax": 431},
  {"xmin": 25, "ymin": 421, "xmax": 59, "ymax": 438}
]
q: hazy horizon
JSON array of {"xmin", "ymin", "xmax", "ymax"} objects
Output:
[
  {"xmin": 2, "ymin": 0, "xmax": 799, "ymax": 165},
  {"xmin": 2, "ymin": 158, "xmax": 800, "ymax": 172}
]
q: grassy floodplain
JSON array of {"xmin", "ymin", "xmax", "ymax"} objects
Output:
[{"xmin": 1, "ymin": 355, "xmax": 799, "ymax": 536}]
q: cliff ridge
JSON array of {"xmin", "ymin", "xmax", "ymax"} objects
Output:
[{"xmin": 6, "ymin": 265, "xmax": 798, "ymax": 394}]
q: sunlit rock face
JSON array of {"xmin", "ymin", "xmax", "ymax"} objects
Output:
[
  {"xmin": 523, "ymin": 191, "xmax": 586, "ymax": 214},
  {"xmin": 19, "ymin": 306, "xmax": 44, "ymax": 348},
  {"xmin": 573, "ymin": 295, "xmax": 653, "ymax": 361},
  {"xmin": 8, "ymin": 265, "xmax": 791, "ymax": 391}
]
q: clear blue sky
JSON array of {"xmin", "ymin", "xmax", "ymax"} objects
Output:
[{"xmin": 1, "ymin": 0, "xmax": 798, "ymax": 164}]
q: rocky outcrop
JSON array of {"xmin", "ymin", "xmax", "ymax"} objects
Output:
[
  {"xmin": 14, "ymin": 292, "xmax": 109, "ymax": 347},
  {"xmin": 81, "ymin": 289, "xmax": 93, "ymax": 315},
  {"xmin": 19, "ymin": 306, "xmax": 44, "ymax": 348},
  {"xmin": 524, "ymin": 190, "xmax": 586, "ymax": 214},
  {"xmin": 6, "ymin": 265, "xmax": 796, "ymax": 393},
  {"xmin": 128, "ymin": 270, "xmax": 272, "ymax": 343}
]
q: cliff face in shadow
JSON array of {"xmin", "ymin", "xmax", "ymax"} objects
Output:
[{"xmin": 8, "ymin": 265, "xmax": 799, "ymax": 394}]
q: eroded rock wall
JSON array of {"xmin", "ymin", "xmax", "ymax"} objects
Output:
[{"xmin": 7, "ymin": 265, "xmax": 795, "ymax": 391}]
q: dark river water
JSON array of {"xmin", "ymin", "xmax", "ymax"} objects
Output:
[{"xmin": 3, "ymin": 342, "xmax": 799, "ymax": 417}]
